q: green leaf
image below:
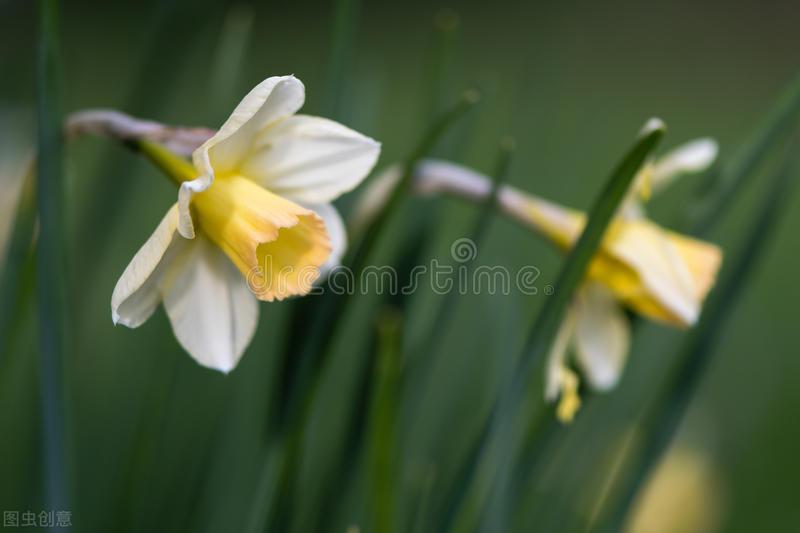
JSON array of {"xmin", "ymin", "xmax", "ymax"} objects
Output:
[
  {"xmin": 448, "ymin": 122, "xmax": 666, "ymax": 533},
  {"xmin": 594, "ymin": 143, "xmax": 799, "ymax": 533},
  {"xmin": 323, "ymin": 0, "xmax": 362, "ymax": 120},
  {"xmin": 424, "ymin": 9, "xmax": 461, "ymax": 118},
  {"xmin": 36, "ymin": 0, "xmax": 69, "ymax": 513},
  {"xmin": 209, "ymin": 5, "xmax": 255, "ymax": 106},
  {"xmin": 367, "ymin": 309, "xmax": 404, "ymax": 533},
  {"xmin": 690, "ymin": 72, "xmax": 800, "ymax": 233}
]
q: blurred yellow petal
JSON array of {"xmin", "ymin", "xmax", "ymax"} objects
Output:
[
  {"xmin": 635, "ymin": 165, "xmax": 654, "ymax": 203},
  {"xmin": 514, "ymin": 197, "xmax": 720, "ymax": 326},
  {"xmin": 193, "ymin": 174, "xmax": 331, "ymax": 302},
  {"xmin": 507, "ymin": 191, "xmax": 584, "ymax": 251},
  {"xmin": 666, "ymin": 230, "xmax": 723, "ymax": 302},
  {"xmin": 602, "ymin": 219, "xmax": 700, "ymax": 326},
  {"xmin": 555, "ymin": 367, "xmax": 581, "ymax": 424},
  {"xmin": 626, "ymin": 444, "xmax": 725, "ymax": 533}
]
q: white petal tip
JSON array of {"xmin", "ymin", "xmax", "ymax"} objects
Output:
[
  {"xmin": 178, "ymin": 225, "xmax": 196, "ymax": 239},
  {"xmin": 111, "ymin": 313, "xmax": 138, "ymax": 328},
  {"xmin": 678, "ymin": 138, "xmax": 719, "ymax": 171},
  {"xmin": 588, "ymin": 372, "xmax": 621, "ymax": 392},
  {"xmin": 682, "ymin": 306, "xmax": 701, "ymax": 327},
  {"xmin": 203, "ymin": 358, "xmax": 237, "ymax": 374},
  {"xmin": 640, "ymin": 117, "xmax": 666, "ymax": 136}
]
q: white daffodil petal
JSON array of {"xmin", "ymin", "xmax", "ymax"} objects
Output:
[
  {"xmin": 193, "ymin": 76, "xmax": 305, "ymax": 177},
  {"xmin": 300, "ymin": 202, "xmax": 347, "ymax": 278},
  {"xmin": 162, "ymin": 235, "xmax": 259, "ymax": 373},
  {"xmin": 350, "ymin": 165, "xmax": 402, "ymax": 234},
  {"xmin": 651, "ymin": 138, "xmax": 718, "ymax": 195},
  {"xmin": 111, "ymin": 204, "xmax": 185, "ymax": 328},
  {"xmin": 573, "ymin": 283, "xmax": 631, "ymax": 391},
  {"xmin": 545, "ymin": 308, "xmax": 577, "ymax": 401},
  {"xmin": 240, "ymin": 114, "xmax": 380, "ymax": 204},
  {"xmin": 177, "ymin": 176, "xmax": 209, "ymax": 239},
  {"xmin": 181, "ymin": 76, "xmax": 306, "ymax": 237}
]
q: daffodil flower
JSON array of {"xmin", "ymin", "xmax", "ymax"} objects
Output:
[
  {"xmin": 111, "ymin": 76, "xmax": 380, "ymax": 372},
  {"xmin": 538, "ymin": 137, "xmax": 721, "ymax": 422},
  {"xmin": 356, "ymin": 132, "xmax": 721, "ymax": 422}
]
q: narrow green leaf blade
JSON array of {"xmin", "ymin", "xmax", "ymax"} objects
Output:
[
  {"xmin": 691, "ymin": 72, "xmax": 800, "ymax": 233},
  {"xmin": 368, "ymin": 309, "xmax": 404, "ymax": 533},
  {"xmin": 597, "ymin": 144, "xmax": 799, "ymax": 533},
  {"xmin": 449, "ymin": 121, "xmax": 666, "ymax": 533},
  {"xmin": 36, "ymin": 0, "xmax": 69, "ymax": 514},
  {"xmin": 323, "ymin": 0, "xmax": 362, "ymax": 120}
]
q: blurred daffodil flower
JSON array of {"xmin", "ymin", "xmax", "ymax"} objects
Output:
[
  {"xmin": 536, "ymin": 137, "xmax": 721, "ymax": 422},
  {"xmin": 111, "ymin": 75, "xmax": 380, "ymax": 372},
  {"xmin": 357, "ymin": 136, "xmax": 721, "ymax": 422}
]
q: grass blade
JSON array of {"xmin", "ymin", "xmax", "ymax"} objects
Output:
[
  {"xmin": 448, "ymin": 122, "xmax": 666, "ymax": 533},
  {"xmin": 368, "ymin": 309, "xmax": 404, "ymax": 533},
  {"xmin": 209, "ymin": 4, "xmax": 254, "ymax": 107},
  {"xmin": 595, "ymin": 143, "xmax": 799, "ymax": 533},
  {"xmin": 323, "ymin": 0, "xmax": 362, "ymax": 120},
  {"xmin": 690, "ymin": 72, "xmax": 800, "ymax": 233},
  {"xmin": 36, "ymin": 0, "xmax": 69, "ymax": 515},
  {"xmin": 424, "ymin": 9, "xmax": 461, "ymax": 118}
]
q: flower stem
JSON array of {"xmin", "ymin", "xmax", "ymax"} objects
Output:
[
  {"xmin": 415, "ymin": 137, "xmax": 514, "ymax": 363},
  {"xmin": 131, "ymin": 139, "xmax": 198, "ymax": 185}
]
